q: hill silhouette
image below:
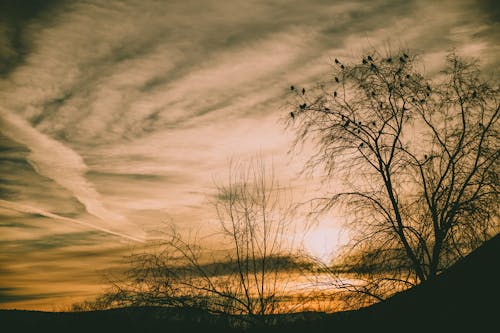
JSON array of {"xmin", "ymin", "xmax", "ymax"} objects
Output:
[
  {"xmin": 358, "ymin": 232, "xmax": 500, "ymax": 329},
  {"xmin": 273, "ymin": 232, "xmax": 500, "ymax": 332},
  {"xmin": 2, "ymin": 233, "xmax": 499, "ymax": 332}
]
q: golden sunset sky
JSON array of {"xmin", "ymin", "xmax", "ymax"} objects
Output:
[{"xmin": 1, "ymin": 0, "xmax": 499, "ymax": 310}]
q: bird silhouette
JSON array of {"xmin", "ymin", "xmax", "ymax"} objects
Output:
[
  {"xmin": 424, "ymin": 154, "xmax": 428, "ymax": 159},
  {"xmin": 370, "ymin": 63, "xmax": 378, "ymax": 71},
  {"xmin": 406, "ymin": 74, "xmax": 410, "ymax": 79},
  {"xmin": 386, "ymin": 57, "xmax": 392, "ymax": 63},
  {"xmin": 290, "ymin": 112, "xmax": 295, "ymax": 119},
  {"xmin": 363, "ymin": 58, "xmax": 368, "ymax": 64},
  {"xmin": 399, "ymin": 56, "xmax": 406, "ymax": 63},
  {"xmin": 359, "ymin": 142, "xmax": 364, "ymax": 147},
  {"xmin": 335, "ymin": 58, "xmax": 340, "ymax": 64},
  {"xmin": 426, "ymin": 84, "xmax": 431, "ymax": 91},
  {"xmin": 341, "ymin": 64, "xmax": 345, "ymax": 69},
  {"xmin": 335, "ymin": 76, "xmax": 340, "ymax": 83},
  {"xmin": 300, "ymin": 103, "xmax": 307, "ymax": 109},
  {"xmin": 403, "ymin": 52, "xmax": 409, "ymax": 58},
  {"xmin": 290, "ymin": 85, "xmax": 295, "ymax": 91},
  {"xmin": 334, "ymin": 91, "xmax": 337, "ymax": 97},
  {"xmin": 367, "ymin": 55, "xmax": 373, "ymax": 61},
  {"xmin": 302, "ymin": 87, "xmax": 306, "ymax": 95}
]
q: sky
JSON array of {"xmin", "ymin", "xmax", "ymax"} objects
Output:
[{"xmin": 1, "ymin": 0, "xmax": 499, "ymax": 310}]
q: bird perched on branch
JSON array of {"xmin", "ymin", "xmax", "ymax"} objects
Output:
[
  {"xmin": 290, "ymin": 85, "xmax": 295, "ymax": 91},
  {"xmin": 290, "ymin": 112, "xmax": 295, "ymax": 119},
  {"xmin": 335, "ymin": 76, "xmax": 340, "ymax": 83},
  {"xmin": 367, "ymin": 55, "xmax": 373, "ymax": 61},
  {"xmin": 302, "ymin": 87, "xmax": 306, "ymax": 95}
]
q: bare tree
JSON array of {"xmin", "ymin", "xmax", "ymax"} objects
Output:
[
  {"xmin": 288, "ymin": 50, "xmax": 499, "ymax": 301},
  {"xmin": 207, "ymin": 158, "xmax": 297, "ymax": 316},
  {"xmin": 81, "ymin": 159, "xmax": 308, "ymax": 319}
]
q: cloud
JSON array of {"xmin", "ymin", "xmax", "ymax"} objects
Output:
[
  {"xmin": 0, "ymin": 108, "xmax": 132, "ymax": 224},
  {"xmin": 0, "ymin": 0, "xmax": 64, "ymax": 75},
  {"xmin": 0, "ymin": 200, "xmax": 144, "ymax": 243},
  {"xmin": 0, "ymin": 287, "xmax": 66, "ymax": 304}
]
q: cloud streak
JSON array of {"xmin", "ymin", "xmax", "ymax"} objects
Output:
[
  {"xmin": 0, "ymin": 107, "xmax": 132, "ymax": 226},
  {"xmin": 0, "ymin": 200, "xmax": 144, "ymax": 243}
]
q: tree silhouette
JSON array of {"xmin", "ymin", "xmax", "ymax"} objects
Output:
[
  {"xmin": 288, "ymin": 50, "xmax": 499, "ymax": 299},
  {"xmin": 81, "ymin": 159, "xmax": 306, "ymax": 320}
]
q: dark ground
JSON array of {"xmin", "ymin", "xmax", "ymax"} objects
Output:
[{"xmin": 2, "ymin": 233, "xmax": 499, "ymax": 333}]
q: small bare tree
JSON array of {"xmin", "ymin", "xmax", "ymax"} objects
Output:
[
  {"xmin": 207, "ymin": 158, "xmax": 297, "ymax": 316},
  {"xmin": 288, "ymin": 50, "xmax": 499, "ymax": 301},
  {"xmin": 81, "ymin": 159, "xmax": 306, "ymax": 319}
]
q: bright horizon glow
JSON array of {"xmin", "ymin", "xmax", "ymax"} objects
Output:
[{"xmin": 302, "ymin": 217, "xmax": 347, "ymax": 264}]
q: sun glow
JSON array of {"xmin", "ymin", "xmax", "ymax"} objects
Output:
[{"xmin": 302, "ymin": 218, "xmax": 345, "ymax": 264}]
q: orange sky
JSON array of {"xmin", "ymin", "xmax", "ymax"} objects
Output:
[{"xmin": 1, "ymin": 0, "xmax": 499, "ymax": 310}]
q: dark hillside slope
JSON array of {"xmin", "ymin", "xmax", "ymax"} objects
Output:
[
  {"xmin": 338, "ymin": 232, "xmax": 500, "ymax": 331},
  {"xmin": 367, "ymin": 233, "xmax": 499, "ymax": 322},
  {"xmin": 272, "ymin": 233, "xmax": 500, "ymax": 332}
]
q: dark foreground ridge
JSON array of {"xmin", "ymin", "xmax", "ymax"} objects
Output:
[
  {"xmin": 2, "ymin": 233, "xmax": 499, "ymax": 333},
  {"xmin": 274, "ymin": 232, "xmax": 500, "ymax": 332}
]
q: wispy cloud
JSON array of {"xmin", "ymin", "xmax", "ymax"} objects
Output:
[
  {"xmin": 0, "ymin": 200, "xmax": 144, "ymax": 243},
  {"xmin": 0, "ymin": 108, "xmax": 133, "ymax": 227}
]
